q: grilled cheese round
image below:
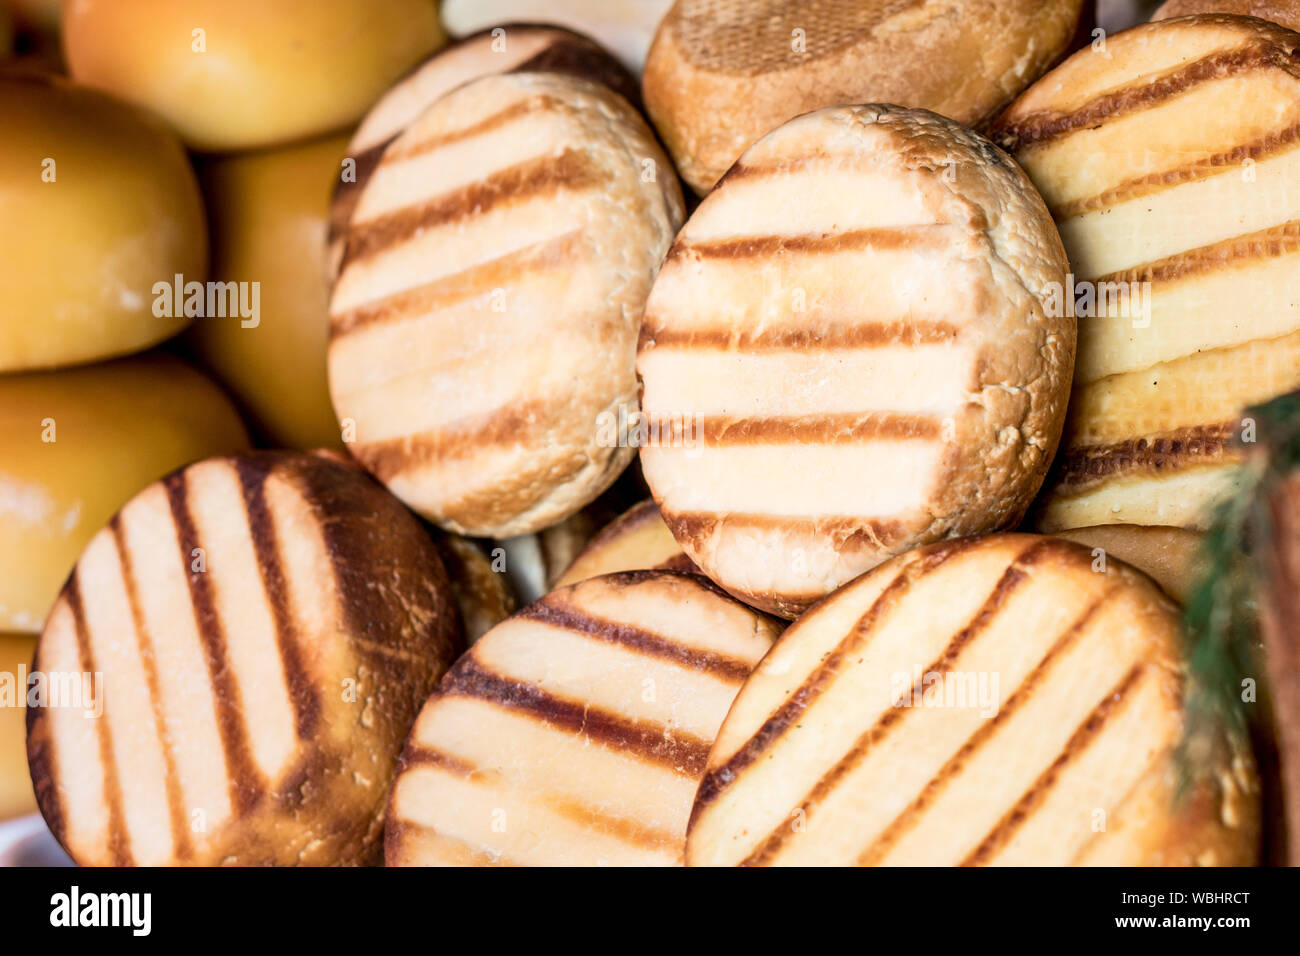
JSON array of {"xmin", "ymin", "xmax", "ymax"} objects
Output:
[
  {"xmin": 638, "ymin": 104, "xmax": 1074, "ymax": 618},
  {"xmin": 26, "ymin": 452, "xmax": 461, "ymax": 866},
  {"xmin": 329, "ymin": 71, "xmax": 684, "ymax": 538},
  {"xmin": 687, "ymin": 534, "xmax": 1259, "ymax": 866}
]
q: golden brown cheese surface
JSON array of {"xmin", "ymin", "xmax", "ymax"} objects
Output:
[
  {"xmin": 63, "ymin": 0, "xmax": 446, "ymax": 151},
  {"xmin": 385, "ymin": 571, "xmax": 780, "ymax": 866},
  {"xmin": 329, "ymin": 72, "xmax": 684, "ymax": 538},
  {"xmin": 643, "ymin": 0, "xmax": 1085, "ymax": 192},
  {"xmin": 638, "ymin": 105, "xmax": 1073, "ymax": 618},
  {"xmin": 687, "ymin": 534, "xmax": 1259, "ymax": 866},
  {"xmin": 189, "ymin": 133, "xmax": 349, "ymax": 451},
  {"xmin": 26, "ymin": 452, "xmax": 460, "ymax": 866},
  {"xmin": 0, "ymin": 73, "xmax": 206, "ymax": 372},
  {"xmin": 993, "ymin": 15, "xmax": 1300, "ymax": 531}
]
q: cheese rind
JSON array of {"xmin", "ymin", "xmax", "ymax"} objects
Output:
[{"xmin": 643, "ymin": 0, "xmax": 1086, "ymax": 193}]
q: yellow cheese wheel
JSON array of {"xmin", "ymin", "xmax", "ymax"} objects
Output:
[
  {"xmin": 0, "ymin": 72, "xmax": 206, "ymax": 371},
  {"xmin": 0, "ymin": 633, "xmax": 37, "ymax": 821},
  {"xmin": 187, "ymin": 134, "xmax": 348, "ymax": 450},
  {"xmin": 0, "ymin": 352, "xmax": 250, "ymax": 633},
  {"xmin": 63, "ymin": 0, "xmax": 446, "ymax": 152}
]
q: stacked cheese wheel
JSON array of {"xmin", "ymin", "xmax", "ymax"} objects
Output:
[{"xmin": 5, "ymin": 4, "xmax": 1286, "ymax": 869}]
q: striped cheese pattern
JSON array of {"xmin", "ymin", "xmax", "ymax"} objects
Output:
[
  {"xmin": 993, "ymin": 15, "xmax": 1300, "ymax": 531},
  {"xmin": 555, "ymin": 499, "xmax": 696, "ymax": 587},
  {"xmin": 26, "ymin": 452, "xmax": 460, "ymax": 867},
  {"xmin": 637, "ymin": 104, "xmax": 1074, "ymax": 619},
  {"xmin": 686, "ymin": 534, "xmax": 1259, "ymax": 867},
  {"xmin": 328, "ymin": 24, "xmax": 638, "ymax": 275},
  {"xmin": 385, "ymin": 571, "xmax": 780, "ymax": 866},
  {"xmin": 329, "ymin": 71, "xmax": 684, "ymax": 539}
]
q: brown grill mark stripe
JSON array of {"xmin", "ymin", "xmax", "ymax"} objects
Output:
[
  {"xmin": 960, "ymin": 663, "xmax": 1147, "ymax": 866},
  {"xmin": 641, "ymin": 321, "xmax": 961, "ymax": 352},
  {"xmin": 669, "ymin": 511, "xmax": 912, "ymax": 553},
  {"xmin": 329, "ymin": 140, "xmax": 391, "ymax": 245},
  {"xmin": 381, "ymin": 95, "xmax": 564, "ymax": 164},
  {"xmin": 518, "ymin": 597, "xmax": 753, "ymax": 683},
  {"xmin": 403, "ymin": 743, "xmax": 478, "ymax": 778},
  {"xmin": 1058, "ymin": 421, "xmax": 1237, "ymax": 492},
  {"xmin": 352, "ymin": 397, "xmax": 558, "ymax": 482},
  {"xmin": 993, "ymin": 41, "xmax": 1300, "ymax": 152},
  {"xmin": 856, "ymin": 588, "xmax": 1114, "ymax": 866},
  {"xmin": 1053, "ymin": 121, "xmax": 1300, "ymax": 219},
  {"xmin": 660, "ymin": 413, "xmax": 942, "ymax": 446},
  {"xmin": 691, "ymin": 538, "xmax": 979, "ymax": 818},
  {"xmin": 331, "ymin": 229, "xmax": 584, "ymax": 337},
  {"xmin": 1096, "ymin": 219, "xmax": 1300, "ymax": 287},
  {"xmin": 667, "ymin": 228, "xmax": 953, "ymax": 263},
  {"xmin": 441, "ymin": 656, "xmax": 713, "ymax": 777},
  {"xmin": 109, "ymin": 515, "xmax": 192, "ymax": 862},
  {"xmin": 740, "ymin": 538, "xmax": 1063, "ymax": 866},
  {"xmin": 404, "ymin": 745, "xmax": 679, "ymax": 852},
  {"xmin": 343, "ymin": 148, "xmax": 602, "ymax": 268},
  {"xmin": 234, "ymin": 460, "xmax": 320, "ymax": 742},
  {"xmin": 65, "ymin": 574, "xmax": 133, "ymax": 867},
  {"xmin": 163, "ymin": 471, "xmax": 264, "ymax": 815},
  {"xmin": 24, "ymin": 662, "xmax": 63, "ymax": 850}
]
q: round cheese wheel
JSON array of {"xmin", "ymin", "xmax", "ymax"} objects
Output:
[
  {"xmin": 26, "ymin": 452, "xmax": 461, "ymax": 866},
  {"xmin": 638, "ymin": 104, "xmax": 1073, "ymax": 618},
  {"xmin": 0, "ymin": 632, "xmax": 38, "ymax": 821},
  {"xmin": 992, "ymin": 16, "xmax": 1300, "ymax": 531},
  {"xmin": 555, "ymin": 500, "xmax": 695, "ymax": 588},
  {"xmin": 187, "ymin": 133, "xmax": 349, "ymax": 451},
  {"xmin": 329, "ymin": 71, "xmax": 684, "ymax": 538},
  {"xmin": 62, "ymin": 0, "xmax": 445, "ymax": 152},
  {"xmin": 1053, "ymin": 525, "xmax": 1205, "ymax": 603},
  {"xmin": 643, "ymin": 0, "xmax": 1086, "ymax": 193},
  {"xmin": 0, "ymin": 73, "xmax": 206, "ymax": 371},
  {"xmin": 1154, "ymin": 1, "xmax": 1300, "ymax": 30},
  {"xmin": 0, "ymin": 353, "xmax": 249, "ymax": 634},
  {"xmin": 687, "ymin": 534, "xmax": 1259, "ymax": 866},
  {"xmin": 385, "ymin": 571, "xmax": 780, "ymax": 865},
  {"xmin": 329, "ymin": 23, "xmax": 638, "ymax": 276}
]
